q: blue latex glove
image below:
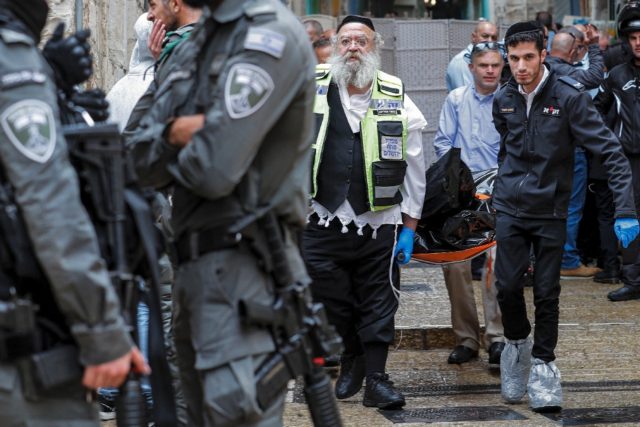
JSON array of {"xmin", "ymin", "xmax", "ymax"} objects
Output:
[
  {"xmin": 394, "ymin": 227, "xmax": 415, "ymax": 265},
  {"xmin": 614, "ymin": 217, "xmax": 640, "ymax": 248}
]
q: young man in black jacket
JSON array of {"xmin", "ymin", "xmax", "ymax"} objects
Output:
[
  {"xmin": 492, "ymin": 21, "xmax": 639, "ymax": 413},
  {"xmin": 594, "ymin": 5, "xmax": 640, "ymax": 301}
]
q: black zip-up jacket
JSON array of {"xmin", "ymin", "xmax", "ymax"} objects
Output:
[
  {"xmin": 492, "ymin": 67, "xmax": 636, "ymax": 219},
  {"xmin": 593, "ymin": 59, "xmax": 640, "ymax": 155}
]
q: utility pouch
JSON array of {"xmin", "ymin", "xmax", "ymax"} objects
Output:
[
  {"xmin": 254, "ymin": 352, "xmax": 292, "ymax": 411},
  {"xmin": 377, "ymin": 121, "xmax": 404, "ymax": 161},
  {"xmin": 372, "ymin": 161, "xmax": 406, "ymax": 207},
  {"xmin": 0, "ymin": 180, "xmax": 43, "ymax": 281},
  {"xmin": 30, "ymin": 345, "xmax": 83, "ymax": 391}
]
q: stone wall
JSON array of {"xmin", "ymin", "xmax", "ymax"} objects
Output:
[
  {"xmin": 48, "ymin": 0, "xmax": 145, "ymax": 92},
  {"xmin": 49, "ymin": 0, "xmax": 566, "ymax": 91}
]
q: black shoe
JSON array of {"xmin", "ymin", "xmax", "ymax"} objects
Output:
[
  {"xmin": 98, "ymin": 393, "xmax": 116, "ymax": 421},
  {"xmin": 608, "ymin": 285, "xmax": 640, "ymax": 301},
  {"xmin": 488, "ymin": 342, "xmax": 505, "ymax": 366},
  {"xmin": 594, "ymin": 269, "xmax": 621, "ymax": 284},
  {"xmin": 335, "ymin": 354, "xmax": 366, "ymax": 399},
  {"xmin": 447, "ymin": 345, "xmax": 478, "ymax": 364},
  {"xmin": 363, "ymin": 373, "xmax": 406, "ymax": 409}
]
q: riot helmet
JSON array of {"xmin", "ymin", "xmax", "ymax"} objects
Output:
[{"xmin": 617, "ymin": 1, "xmax": 640, "ymax": 37}]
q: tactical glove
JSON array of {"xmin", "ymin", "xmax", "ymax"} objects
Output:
[
  {"xmin": 43, "ymin": 23, "xmax": 93, "ymax": 89},
  {"xmin": 70, "ymin": 89, "xmax": 109, "ymax": 122},
  {"xmin": 614, "ymin": 217, "xmax": 640, "ymax": 248}
]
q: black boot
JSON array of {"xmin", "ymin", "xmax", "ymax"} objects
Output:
[
  {"xmin": 363, "ymin": 372, "xmax": 406, "ymax": 409},
  {"xmin": 608, "ymin": 285, "xmax": 640, "ymax": 301},
  {"xmin": 335, "ymin": 354, "xmax": 366, "ymax": 399}
]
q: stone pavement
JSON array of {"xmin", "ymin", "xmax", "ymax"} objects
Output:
[
  {"xmin": 283, "ymin": 261, "xmax": 640, "ymax": 426},
  {"xmin": 103, "ymin": 260, "xmax": 640, "ymax": 426}
]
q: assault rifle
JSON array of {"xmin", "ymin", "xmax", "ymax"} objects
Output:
[
  {"xmin": 239, "ymin": 213, "xmax": 344, "ymax": 427},
  {"xmin": 62, "ymin": 117, "xmax": 177, "ymax": 427}
]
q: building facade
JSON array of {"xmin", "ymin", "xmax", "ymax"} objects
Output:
[{"xmin": 49, "ymin": 0, "xmax": 619, "ymax": 93}]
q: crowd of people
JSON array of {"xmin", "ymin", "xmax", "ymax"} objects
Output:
[
  {"xmin": 300, "ymin": 6, "xmax": 640, "ymax": 415},
  {"xmin": 2, "ymin": 0, "xmax": 640, "ymax": 426}
]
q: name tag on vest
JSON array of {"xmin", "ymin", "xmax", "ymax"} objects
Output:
[
  {"xmin": 371, "ymin": 99, "xmax": 403, "ymax": 115},
  {"xmin": 381, "ymin": 136, "xmax": 403, "ymax": 160}
]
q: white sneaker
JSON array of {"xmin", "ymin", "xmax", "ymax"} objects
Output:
[
  {"xmin": 500, "ymin": 338, "xmax": 532, "ymax": 403},
  {"xmin": 528, "ymin": 358, "xmax": 562, "ymax": 413}
]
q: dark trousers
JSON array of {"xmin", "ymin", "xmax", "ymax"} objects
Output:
[
  {"xmin": 621, "ymin": 155, "xmax": 640, "ymax": 287},
  {"xmin": 591, "ymin": 179, "xmax": 620, "ymax": 272},
  {"xmin": 494, "ymin": 213, "xmax": 566, "ymax": 362},
  {"xmin": 302, "ymin": 218, "xmax": 399, "ymax": 356}
]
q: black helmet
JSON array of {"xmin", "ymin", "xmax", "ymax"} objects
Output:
[{"xmin": 617, "ymin": 1, "xmax": 640, "ymax": 37}]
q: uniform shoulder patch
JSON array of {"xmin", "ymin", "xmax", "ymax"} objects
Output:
[
  {"xmin": 244, "ymin": 27, "xmax": 286, "ymax": 59},
  {"xmin": 0, "ymin": 100, "xmax": 55, "ymax": 163},
  {"xmin": 224, "ymin": 63, "xmax": 274, "ymax": 119},
  {"xmin": 0, "ymin": 70, "xmax": 46, "ymax": 90},
  {"xmin": 558, "ymin": 76, "xmax": 585, "ymax": 91},
  {"xmin": 243, "ymin": 2, "xmax": 276, "ymax": 17},
  {"xmin": 0, "ymin": 28, "xmax": 34, "ymax": 46}
]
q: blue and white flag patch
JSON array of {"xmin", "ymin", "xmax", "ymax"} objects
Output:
[{"xmin": 244, "ymin": 27, "xmax": 286, "ymax": 59}]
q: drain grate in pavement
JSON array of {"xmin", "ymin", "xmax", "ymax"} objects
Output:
[
  {"xmin": 399, "ymin": 380, "xmax": 640, "ymax": 398},
  {"xmin": 542, "ymin": 406, "xmax": 640, "ymax": 425},
  {"xmin": 379, "ymin": 406, "xmax": 527, "ymax": 423},
  {"xmin": 400, "ymin": 283, "xmax": 432, "ymax": 292}
]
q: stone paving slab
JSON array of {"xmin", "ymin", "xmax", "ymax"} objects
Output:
[
  {"xmin": 104, "ymin": 260, "xmax": 640, "ymax": 426},
  {"xmin": 283, "ymin": 261, "xmax": 640, "ymax": 426},
  {"xmin": 394, "ymin": 261, "xmax": 640, "ymax": 350},
  {"xmin": 285, "ymin": 334, "xmax": 640, "ymax": 426}
]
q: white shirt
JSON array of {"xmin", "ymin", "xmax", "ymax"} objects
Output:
[
  {"xmin": 310, "ymin": 81, "xmax": 427, "ymax": 237},
  {"xmin": 518, "ymin": 66, "xmax": 550, "ymax": 117}
]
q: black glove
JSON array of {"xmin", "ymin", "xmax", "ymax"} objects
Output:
[
  {"xmin": 70, "ymin": 89, "xmax": 109, "ymax": 122},
  {"xmin": 43, "ymin": 23, "xmax": 93, "ymax": 89}
]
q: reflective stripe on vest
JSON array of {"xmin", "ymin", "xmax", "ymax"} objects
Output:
[{"xmin": 311, "ymin": 65, "xmax": 408, "ymax": 212}]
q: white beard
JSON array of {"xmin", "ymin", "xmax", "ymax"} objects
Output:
[{"xmin": 329, "ymin": 50, "xmax": 381, "ymax": 89}]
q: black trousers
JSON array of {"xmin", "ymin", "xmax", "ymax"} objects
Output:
[
  {"xmin": 302, "ymin": 217, "xmax": 399, "ymax": 355},
  {"xmin": 591, "ymin": 179, "xmax": 620, "ymax": 272},
  {"xmin": 494, "ymin": 213, "xmax": 566, "ymax": 362},
  {"xmin": 621, "ymin": 155, "xmax": 640, "ymax": 287}
]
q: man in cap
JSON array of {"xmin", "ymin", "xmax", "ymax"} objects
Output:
[
  {"xmin": 493, "ymin": 21, "xmax": 638, "ymax": 412},
  {"xmin": 594, "ymin": 3, "xmax": 640, "ymax": 301},
  {"xmin": 302, "ymin": 15, "xmax": 426, "ymax": 409}
]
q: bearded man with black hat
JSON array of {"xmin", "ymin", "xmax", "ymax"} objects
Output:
[
  {"xmin": 594, "ymin": 1, "xmax": 640, "ymax": 302},
  {"xmin": 302, "ymin": 15, "xmax": 426, "ymax": 410},
  {"xmin": 0, "ymin": 1, "xmax": 148, "ymax": 425},
  {"xmin": 492, "ymin": 20, "xmax": 638, "ymax": 412}
]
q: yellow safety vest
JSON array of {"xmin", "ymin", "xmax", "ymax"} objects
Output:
[{"xmin": 311, "ymin": 64, "xmax": 409, "ymax": 212}]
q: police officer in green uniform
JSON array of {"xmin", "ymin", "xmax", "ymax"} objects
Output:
[
  {"xmin": 127, "ymin": 0, "xmax": 316, "ymax": 425},
  {"xmin": 0, "ymin": 1, "xmax": 149, "ymax": 425}
]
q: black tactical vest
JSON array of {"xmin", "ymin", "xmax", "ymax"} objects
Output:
[{"xmin": 315, "ymin": 83, "xmax": 369, "ymax": 215}]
